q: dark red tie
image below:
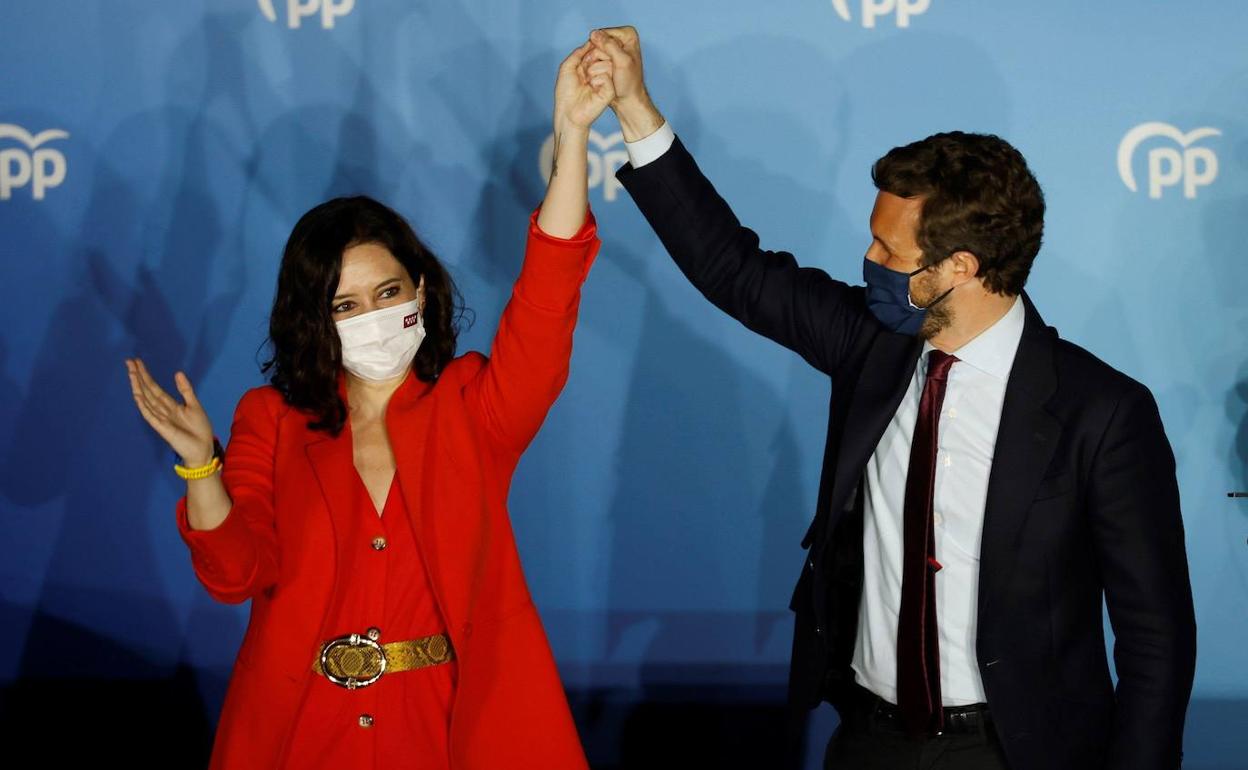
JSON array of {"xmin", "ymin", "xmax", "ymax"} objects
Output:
[{"xmin": 897, "ymin": 349, "xmax": 958, "ymax": 737}]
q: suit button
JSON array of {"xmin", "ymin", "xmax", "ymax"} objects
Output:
[
  {"xmin": 371, "ymin": 536, "xmax": 387, "ymax": 551},
  {"xmin": 358, "ymin": 714, "xmax": 374, "ymax": 728},
  {"xmin": 366, "ymin": 627, "xmax": 381, "ymax": 641},
  {"xmin": 815, "ymin": 625, "xmax": 824, "ymax": 637},
  {"xmin": 807, "ymin": 557, "xmax": 815, "ymax": 571}
]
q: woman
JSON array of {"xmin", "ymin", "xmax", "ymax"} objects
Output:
[{"xmin": 125, "ymin": 42, "xmax": 614, "ymax": 770}]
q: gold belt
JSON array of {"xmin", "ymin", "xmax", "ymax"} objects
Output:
[{"xmin": 312, "ymin": 631, "xmax": 454, "ymax": 689}]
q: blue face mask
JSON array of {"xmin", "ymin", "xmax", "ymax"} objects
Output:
[{"xmin": 862, "ymin": 257, "xmax": 956, "ymax": 336}]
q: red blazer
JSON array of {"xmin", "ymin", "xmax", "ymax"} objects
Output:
[{"xmin": 176, "ymin": 210, "xmax": 598, "ymax": 770}]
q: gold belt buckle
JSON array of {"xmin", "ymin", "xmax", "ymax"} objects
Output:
[{"xmin": 319, "ymin": 632, "xmax": 388, "ymax": 689}]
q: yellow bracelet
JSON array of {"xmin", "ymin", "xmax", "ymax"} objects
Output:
[{"xmin": 175, "ymin": 456, "xmax": 222, "ymax": 480}]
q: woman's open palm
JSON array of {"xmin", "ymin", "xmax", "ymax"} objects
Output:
[{"xmin": 125, "ymin": 358, "xmax": 215, "ymax": 466}]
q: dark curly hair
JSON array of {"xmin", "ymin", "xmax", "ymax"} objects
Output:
[
  {"xmin": 262, "ymin": 196, "xmax": 466, "ymax": 435},
  {"xmin": 871, "ymin": 131, "xmax": 1045, "ymax": 295}
]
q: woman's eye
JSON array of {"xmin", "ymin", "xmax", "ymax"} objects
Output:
[
  {"xmin": 333, "ymin": 301, "xmax": 353, "ymax": 314},
  {"xmin": 380, "ymin": 286, "xmax": 399, "ymax": 299}
]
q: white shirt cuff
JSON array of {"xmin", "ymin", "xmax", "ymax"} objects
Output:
[{"xmin": 624, "ymin": 121, "xmax": 675, "ymax": 169}]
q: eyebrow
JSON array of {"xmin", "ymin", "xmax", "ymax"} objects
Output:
[{"xmin": 332, "ymin": 277, "xmax": 401, "ymax": 303}]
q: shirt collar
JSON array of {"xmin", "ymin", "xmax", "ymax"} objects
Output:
[{"xmin": 921, "ymin": 296, "xmax": 1025, "ymax": 381}]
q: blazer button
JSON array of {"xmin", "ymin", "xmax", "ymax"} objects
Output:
[
  {"xmin": 815, "ymin": 625, "xmax": 824, "ymax": 637},
  {"xmin": 358, "ymin": 714, "xmax": 374, "ymax": 728},
  {"xmin": 371, "ymin": 536, "xmax": 387, "ymax": 551},
  {"xmin": 807, "ymin": 557, "xmax": 815, "ymax": 571},
  {"xmin": 366, "ymin": 627, "xmax": 381, "ymax": 641}
]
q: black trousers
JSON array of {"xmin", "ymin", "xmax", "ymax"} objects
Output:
[{"xmin": 824, "ymin": 685, "xmax": 1011, "ymax": 770}]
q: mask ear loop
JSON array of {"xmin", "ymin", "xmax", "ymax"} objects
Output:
[{"xmin": 907, "ymin": 250, "xmax": 974, "ymax": 310}]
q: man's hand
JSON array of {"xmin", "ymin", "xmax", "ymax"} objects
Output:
[{"xmin": 586, "ymin": 26, "xmax": 665, "ymax": 142}]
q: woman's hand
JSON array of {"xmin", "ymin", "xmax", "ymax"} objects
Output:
[
  {"xmin": 126, "ymin": 358, "xmax": 216, "ymax": 466},
  {"xmin": 538, "ymin": 40, "xmax": 614, "ymax": 237},
  {"xmin": 553, "ymin": 40, "xmax": 616, "ymax": 133}
]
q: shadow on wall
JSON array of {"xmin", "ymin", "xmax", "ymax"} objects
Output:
[
  {"xmin": 568, "ymin": 663, "xmax": 801, "ymax": 770},
  {"xmin": 1231, "ymin": 364, "xmax": 1248, "ymax": 496},
  {"xmin": 0, "ymin": 11, "xmax": 265, "ymax": 762},
  {"xmin": 0, "ymin": 5, "xmax": 425, "ymax": 759},
  {"xmin": 1211, "ymin": 128, "xmax": 1248, "ymax": 503},
  {"xmin": 1182, "ymin": 698, "xmax": 1248, "ymax": 770},
  {"xmin": 0, "ymin": 602, "xmax": 227, "ymax": 765}
]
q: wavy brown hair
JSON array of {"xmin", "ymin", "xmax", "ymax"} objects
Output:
[
  {"xmin": 262, "ymin": 196, "xmax": 466, "ymax": 435},
  {"xmin": 872, "ymin": 131, "xmax": 1045, "ymax": 295}
]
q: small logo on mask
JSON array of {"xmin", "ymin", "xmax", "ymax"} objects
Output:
[{"xmin": 403, "ymin": 313, "xmax": 419, "ymax": 328}]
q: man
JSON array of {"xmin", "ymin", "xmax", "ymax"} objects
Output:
[{"xmin": 584, "ymin": 26, "xmax": 1196, "ymax": 770}]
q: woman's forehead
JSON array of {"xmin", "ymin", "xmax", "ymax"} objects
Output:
[{"xmin": 338, "ymin": 242, "xmax": 409, "ymax": 285}]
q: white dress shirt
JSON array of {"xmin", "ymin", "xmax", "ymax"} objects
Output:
[
  {"xmin": 623, "ymin": 124, "xmax": 1026, "ymax": 707},
  {"xmin": 854, "ymin": 297, "xmax": 1024, "ymax": 705}
]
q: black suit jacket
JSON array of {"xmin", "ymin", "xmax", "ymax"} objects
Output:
[{"xmin": 616, "ymin": 137, "xmax": 1196, "ymax": 770}]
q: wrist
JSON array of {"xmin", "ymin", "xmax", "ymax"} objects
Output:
[
  {"xmin": 613, "ymin": 94, "xmax": 664, "ymax": 142},
  {"xmin": 180, "ymin": 453, "xmax": 214, "ymax": 468},
  {"xmin": 552, "ymin": 117, "xmax": 591, "ymax": 139},
  {"xmin": 179, "ymin": 438, "xmax": 219, "ymax": 469}
]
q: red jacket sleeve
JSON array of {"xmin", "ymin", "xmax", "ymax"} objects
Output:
[
  {"xmin": 175, "ymin": 387, "xmax": 281, "ymax": 604},
  {"xmin": 465, "ymin": 207, "xmax": 599, "ymax": 453}
]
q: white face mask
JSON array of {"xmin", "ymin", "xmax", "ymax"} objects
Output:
[{"xmin": 334, "ymin": 298, "xmax": 425, "ymax": 382}]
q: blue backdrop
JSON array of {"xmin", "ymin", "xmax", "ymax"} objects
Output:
[{"xmin": 2, "ymin": 2, "xmax": 1245, "ymax": 767}]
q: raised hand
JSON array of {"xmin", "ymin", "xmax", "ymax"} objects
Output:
[
  {"xmin": 554, "ymin": 40, "xmax": 616, "ymax": 132},
  {"xmin": 586, "ymin": 26, "xmax": 664, "ymax": 142},
  {"xmin": 538, "ymin": 40, "xmax": 615, "ymax": 237},
  {"xmin": 125, "ymin": 358, "xmax": 216, "ymax": 467},
  {"xmin": 587, "ymin": 28, "xmax": 645, "ymax": 104}
]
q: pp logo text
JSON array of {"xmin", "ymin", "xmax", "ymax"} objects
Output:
[
  {"xmin": 258, "ymin": 0, "xmax": 354, "ymax": 29},
  {"xmin": 1118, "ymin": 122, "xmax": 1220, "ymax": 200},
  {"xmin": 831, "ymin": 0, "xmax": 930, "ymax": 28},
  {"xmin": 0, "ymin": 124, "xmax": 69, "ymax": 201}
]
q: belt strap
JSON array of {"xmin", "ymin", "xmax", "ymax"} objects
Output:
[
  {"xmin": 847, "ymin": 682, "xmax": 989, "ymax": 736},
  {"xmin": 313, "ymin": 632, "xmax": 454, "ymax": 688}
]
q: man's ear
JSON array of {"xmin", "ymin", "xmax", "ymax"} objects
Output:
[{"xmin": 950, "ymin": 250, "xmax": 981, "ymax": 283}]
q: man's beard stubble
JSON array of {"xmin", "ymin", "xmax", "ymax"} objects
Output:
[{"xmin": 915, "ymin": 270, "xmax": 954, "ymax": 340}]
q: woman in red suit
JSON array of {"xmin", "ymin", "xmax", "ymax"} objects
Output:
[{"xmin": 123, "ymin": 41, "xmax": 613, "ymax": 770}]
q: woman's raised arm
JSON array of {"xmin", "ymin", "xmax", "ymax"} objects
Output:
[{"xmin": 463, "ymin": 40, "xmax": 612, "ymax": 452}]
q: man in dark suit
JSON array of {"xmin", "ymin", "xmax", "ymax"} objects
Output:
[{"xmin": 584, "ymin": 26, "xmax": 1197, "ymax": 770}]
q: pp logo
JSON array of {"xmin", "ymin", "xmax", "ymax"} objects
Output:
[
  {"xmin": 258, "ymin": 0, "xmax": 354, "ymax": 29},
  {"xmin": 831, "ymin": 0, "xmax": 930, "ymax": 28},
  {"xmin": 0, "ymin": 124, "xmax": 69, "ymax": 201},
  {"xmin": 1117, "ymin": 122, "xmax": 1220, "ymax": 200},
  {"xmin": 539, "ymin": 131, "xmax": 628, "ymax": 202}
]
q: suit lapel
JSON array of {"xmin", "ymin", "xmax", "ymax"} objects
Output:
[
  {"xmin": 305, "ymin": 415, "xmax": 359, "ymax": 552},
  {"xmin": 817, "ymin": 328, "xmax": 923, "ymax": 553},
  {"xmin": 976, "ymin": 294, "xmax": 1061, "ymax": 624},
  {"xmin": 386, "ymin": 372, "xmax": 435, "ymax": 540}
]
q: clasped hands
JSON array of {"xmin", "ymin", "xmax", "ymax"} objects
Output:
[{"xmin": 556, "ymin": 27, "xmax": 664, "ymax": 141}]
